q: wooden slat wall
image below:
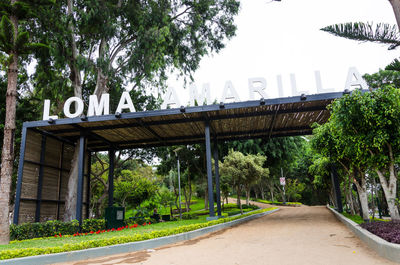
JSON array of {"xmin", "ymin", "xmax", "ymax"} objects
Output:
[{"xmin": 18, "ymin": 129, "xmax": 90, "ymax": 223}]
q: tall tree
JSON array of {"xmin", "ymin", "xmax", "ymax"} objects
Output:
[
  {"xmin": 0, "ymin": 0, "xmax": 52, "ymax": 244},
  {"xmin": 31, "ymin": 0, "xmax": 240, "ymax": 220}
]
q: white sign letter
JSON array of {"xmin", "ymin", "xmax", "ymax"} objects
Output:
[
  {"xmin": 315, "ymin": 71, "xmax": 334, "ymax": 94},
  {"xmin": 344, "ymin": 67, "xmax": 369, "ymax": 91},
  {"xmin": 64, "ymin": 97, "xmax": 84, "ymax": 118},
  {"xmin": 161, "ymin": 87, "xmax": 181, "ymax": 109},
  {"xmin": 220, "ymin": 81, "xmax": 240, "ymax": 103},
  {"xmin": 116, "ymin": 92, "xmax": 136, "ymax": 113},
  {"xmin": 248, "ymin": 78, "xmax": 268, "ymax": 100},
  {"xmin": 88, "ymin": 94, "xmax": 110, "ymax": 116},
  {"xmin": 277, "ymin": 75, "xmax": 284, "ymax": 97},
  {"xmin": 189, "ymin": 83, "xmax": 211, "ymax": 106},
  {"xmin": 43, "ymin": 99, "xmax": 58, "ymax": 120},
  {"xmin": 290, "ymin": 73, "xmax": 310, "ymax": 96}
]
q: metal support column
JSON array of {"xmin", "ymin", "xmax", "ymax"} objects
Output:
[
  {"xmin": 205, "ymin": 122, "xmax": 215, "ymax": 219},
  {"xmin": 76, "ymin": 135, "xmax": 86, "ymax": 225},
  {"xmin": 330, "ymin": 163, "xmax": 343, "ymax": 213},
  {"xmin": 35, "ymin": 135, "xmax": 47, "ymax": 222},
  {"xmin": 213, "ymin": 137, "xmax": 222, "ymax": 217},
  {"xmin": 86, "ymin": 152, "xmax": 92, "ymax": 219},
  {"xmin": 13, "ymin": 126, "xmax": 27, "ymax": 224},
  {"xmin": 108, "ymin": 149, "xmax": 115, "ymax": 207}
]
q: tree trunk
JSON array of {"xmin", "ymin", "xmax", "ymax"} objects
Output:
[
  {"xmin": 260, "ymin": 185, "xmax": 265, "ymax": 200},
  {"xmin": 64, "ymin": 144, "xmax": 80, "ymax": 221},
  {"xmin": 245, "ymin": 186, "xmax": 250, "ymax": 205},
  {"xmin": 353, "ymin": 175, "xmax": 369, "ymax": 221},
  {"xmin": 0, "ymin": 10, "xmax": 18, "ymax": 245},
  {"xmin": 236, "ymin": 187, "xmax": 242, "ymax": 214},
  {"xmin": 389, "ymin": 0, "xmax": 400, "ymax": 31},
  {"xmin": 63, "ymin": 0, "xmax": 83, "ymax": 221},
  {"xmin": 347, "ymin": 185, "xmax": 356, "ymax": 215},
  {"xmin": 375, "ymin": 151, "xmax": 400, "ymax": 220}
]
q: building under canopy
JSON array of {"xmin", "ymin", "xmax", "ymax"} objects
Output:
[{"xmin": 13, "ymin": 91, "xmax": 346, "ymax": 225}]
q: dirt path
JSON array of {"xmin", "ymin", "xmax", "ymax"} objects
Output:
[{"xmin": 56, "ymin": 206, "xmax": 397, "ymax": 265}]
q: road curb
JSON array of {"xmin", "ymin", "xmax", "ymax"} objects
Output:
[
  {"xmin": 327, "ymin": 206, "xmax": 400, "ymax": 263},
  {"xmin": 1, "ymin": 208, "xmax": 279, "ymax": 265}
]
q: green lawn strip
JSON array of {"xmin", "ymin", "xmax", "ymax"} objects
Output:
[
  {"xmin": 256, "ymin": 199, "xmax": 302, "ymax": 206},
  {"xmin": 0, "ymin": 208, "xmax": 277, "ymax": 260},
  {"xmin": 125, "ymin": 198, "xmax": 206, "ymax": 218},
  {"xmin": 341, "ymin": 212, "xmax": 389, "ymax": 224}
]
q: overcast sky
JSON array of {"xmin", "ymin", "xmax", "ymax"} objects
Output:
[{"xmin": 165, "ymin": 0, "xmax": 398, "ymax": 105}]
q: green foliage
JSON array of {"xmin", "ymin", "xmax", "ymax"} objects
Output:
[
  {"xmin": 1, "ymin": 208, "xmax": 276, "ymax": 260},
  {"xmin": 114, "ymin": 169, "xmax": 158, "ymax": 208},
  {"xmin": 256, "ymin": 199, "xmax": 302, "ymax": 206},
  {"xmin": 285, "ymin": 179, "xmax": 306, "ymax": 202},
  {"xmin": 10, "ymin": 220, "xmax": 79, "ymax": 241},
  {"xmin": 321, "ymin": 22, "xmax": 400, "ymax": 50},
  {"xmin": 81, "ymin": 219, "xmax": 106, "ymax": 233}
]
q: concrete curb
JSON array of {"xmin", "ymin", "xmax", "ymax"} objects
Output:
[
  {"xmin": 1, "ymin": 208, "xmax": 279, "ymax": 265},
  {"xmin": 327, "ymin": 206, "xmax": 400, "ymax": 263}
]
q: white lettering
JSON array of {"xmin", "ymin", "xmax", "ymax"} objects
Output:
[
  {"xmin": 221, "ymin": 81, "xmax": 240, "ymax": 102},
  {"xmin": 290, "ymin": 73, "xmax": 310, "ymax": 96},
  {"xmin": 344, "ymin": 67, "xmax": 369, "ymax": 91},
  {"xmin": 277, "ymin": 75, "xmax": 284, "ymax": 97},
  {"xmin": 64, "ymin": 97, "xmax": 84, "ymax": 118},
  {"xmin": 88, "ymin": 94, "xmax": 110, "ymax": 116},
  {"xmin": 315, "ymin": 71, "xmax": 333, "ymax": 94},
  {"xmin": 116, "ymin": 92, "xmax": 136, "ymax": 113},
  {"xmin": 161, "ymin": 87, "xmax": 181, "ymax": 109},
  {"xmin": 189, "ymin": 83, "xmax": 211, "ymax": 106},
  {"xmin": 248, "ymin": 78, "xmax": 268, "ymax": 100},
  {"xmin": 43, "ymin": 99, "xmax": 58, "ymax": 120}
]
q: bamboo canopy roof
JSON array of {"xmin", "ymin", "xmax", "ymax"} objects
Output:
[{"xmin": 24, "ymin": 91, "xmax": 346, "ymax": 151}]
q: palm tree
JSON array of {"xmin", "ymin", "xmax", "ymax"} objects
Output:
[{"xmin": 321, "ymin": 22, "xmax": 400, "ymax": 50}]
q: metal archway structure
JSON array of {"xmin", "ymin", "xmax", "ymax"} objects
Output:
[{"xmin": 13, "ymin": 91, "xmax": 347, "ymax": 225}]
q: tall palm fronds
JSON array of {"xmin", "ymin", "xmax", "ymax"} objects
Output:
[{"xmin": 321, "ymin": 22, "xmax": 400, "ymax": 50}]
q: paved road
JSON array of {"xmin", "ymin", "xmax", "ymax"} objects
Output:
[{"xmin": 58, "ymin": 206, "xmax": 396, "ymax": 265}]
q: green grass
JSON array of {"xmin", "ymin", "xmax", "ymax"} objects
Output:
[
  {"xmin": 125, "ymin": 197, "xmax": 207, "ymax": 218},
  {"xmin": 0, "ymin": 207, "xmax": 277, "ymax": 260},
  {"xmin": 4, "ymin": 202, "xmax": 260, "ymax": 251},
  {"xmin": 1, "ymin": 216, "xmax": 211, "ymax": 250},
  {"xmin": 342, "ymin": 212, "xmax": 389, "ymax": 224},
  {"xmin": 256, "ymin": 199, "xmax": 302, "ymax": 206}
]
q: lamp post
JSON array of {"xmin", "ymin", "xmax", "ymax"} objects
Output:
[{"xmin": 173, "ymin": 147, "xmax": 183, "ymax": 220}]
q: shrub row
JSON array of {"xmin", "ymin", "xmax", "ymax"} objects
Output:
[
  {"xmin": 256, "ymin": 199, "xmax": 302, "ymax": 206},
  {"xmin": 2, "ymin": 207, "xmax": 277, "ymax": 260},
  {"xmin": 10, "ymin": 219, "xmax": 106, "ymax": 241}
]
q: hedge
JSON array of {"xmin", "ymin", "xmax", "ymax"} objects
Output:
[
  {"xmin": 10, "ymin": 219, "xmax": 106, "ymax": 241},
  {"xmin": 1, "ymin": 207, "xmax": 277, "ymax": 260}
]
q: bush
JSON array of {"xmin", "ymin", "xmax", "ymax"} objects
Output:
[
  {"xmin": 2, "ymin": 207, "xmax": 277, "ymax": 260},
  {"xmin": 361, "ymin": 221, "xmax": 400, "ymax": 244},
  {"xmin": 10, "ymin": 220, "xmax": 79, "ymax": 241},
  {"xmin": 81, "ymin": 219, "xmax": 106, "ymax": 233},
  {"xmin": 181, "ymin": 213, "xmax": 199, "ymax": 220}
]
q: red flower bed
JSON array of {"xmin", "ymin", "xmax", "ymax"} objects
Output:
[
  {"xmin": 361, "ymin": 221, "xmax": 400, "ymax": 244},
  {"xmin": 54, "ymin": 222, "xmax": 151, "ymax": 238}
]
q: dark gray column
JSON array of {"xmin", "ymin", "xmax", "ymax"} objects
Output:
[
  {"xmin": 13, "ymin": 126, "xmax": 27, "ymax": 224},
  {"xmin": 108, "ymin": 149, "xmax": 115, "ymax": 207},
  {"xmin": 86, "ymin": 152, "xmax": 92, "ymax": 219},
  {"xmin": 35, "ymin": 135, "xmax": 47, "ymax": 222},
  {"xmin": 205, "ymin": 122, "xmax": 215, "ymax": 218},
  {"xmin": 213, "ymin": 138, "xmax": 222, "ymax": 217},
  {"xmin": 76, "ymin": 135, "xmax": 86, "ymax": 225},
  {"xmin": 330, "ymin": 163, "xmax": 343, "ymax": 213}
]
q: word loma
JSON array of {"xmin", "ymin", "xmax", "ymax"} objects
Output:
[{"xmin": 43, "ymin": 67, "xmax": 367, "ymax": 121}]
